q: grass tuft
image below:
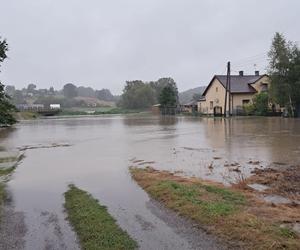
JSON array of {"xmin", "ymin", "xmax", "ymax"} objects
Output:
[{"xmin": 64, "ymin": 185, "xmax": 137, "ymax": 250}]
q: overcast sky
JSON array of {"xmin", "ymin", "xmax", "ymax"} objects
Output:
[{"xmin": 1, "ymin": 0, "xmax": 299, "ymax": 94}]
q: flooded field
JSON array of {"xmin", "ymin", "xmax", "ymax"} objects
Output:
[{"xmin": 0, "ymin": 115, "xmax": 300, "ymax": 249}]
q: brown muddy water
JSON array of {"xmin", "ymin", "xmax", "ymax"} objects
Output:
[{"xmin": 0, "ymin": 115, "xmax": 300, "ymax": 249}]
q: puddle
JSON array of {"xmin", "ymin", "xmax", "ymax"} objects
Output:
[
  {"xmin": 262, "ymin": 194, "xmax": 292, "ymax": 204},
  {"xmin": 248, "ymin": 183, "xmax": 269, "ymax": 192}
]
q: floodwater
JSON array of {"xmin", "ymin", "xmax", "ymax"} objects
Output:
[{"xmin": 0, "ymin": 115, "xmax": 300, "ymax": 249}]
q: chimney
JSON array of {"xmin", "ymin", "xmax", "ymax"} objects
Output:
[
  {"xmin": 239, "ymin": 70, "xmax": 244, "ymax": 76},
  {"xmin": 255, "ymin": 70, "xmax": 259, "ymax": 76}
]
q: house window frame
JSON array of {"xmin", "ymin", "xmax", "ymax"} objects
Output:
[
  {"xmin": 242, "ymin": 99, "xmax": 250, "ymax": 106},
  {"xmin": 210, "ymin": 101, "xmax": 213, "ymax": 109}
]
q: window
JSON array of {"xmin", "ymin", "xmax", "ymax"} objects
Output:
[
  {"xmin": 242, "ymin": 99, "xmax": 250, "ymax": 105},
  {"xmin": 261, "ymin": 83, "xmax": 268, "ymax": 92},
  {"xmin": 216, "ymin": 87, "xmax": 218, "ymax": 92},
  {"xmin": 210, "ymin": 101, "xmax": 213, "ymax": 109}
]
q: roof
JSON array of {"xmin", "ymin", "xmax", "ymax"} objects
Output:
[
  {"xmin": 183, "ymin": 100, "xmax": 197, "ymax": 106},
  {"xmin": 202, "ymin": 74, "xmax": 268, "ymax": 96}
]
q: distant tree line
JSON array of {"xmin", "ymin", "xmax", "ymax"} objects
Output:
[
  {"xmin": 119, "ymin": 77, "xmax": 179, "ymax": 109},
  {"xmin": 5, "ymin": 82, "xmax": 117, "ymax": 108}
]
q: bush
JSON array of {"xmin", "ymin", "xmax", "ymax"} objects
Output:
[{"xmin": 253, "ymin": 92, "xmax": 269, "ymax": 115}]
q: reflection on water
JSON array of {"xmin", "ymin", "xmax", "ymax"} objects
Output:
[{"xmin": 0, "ymin": 115, "xmax": 300, "ymax": 249}]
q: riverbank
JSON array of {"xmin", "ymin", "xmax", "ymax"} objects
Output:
[
  {"xmin": 13, "ymin": 108, "xmax": 145, "ymax": 121},
  {"xmin": 0, "ymin": 154, "xmax": 23, "ymax": 220},
  {"xmin": 130, "ymin": 167, "xmax": 300, "ymax": 249},
  {"xmin": 58, "ymin": 107, "xmax": 144, "ymax": 116},
  {"xmin": 64, "ymin": 185, "xmax": 137, "ymax": 250}
]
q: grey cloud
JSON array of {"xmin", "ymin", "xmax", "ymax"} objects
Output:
[{"xmin": 1, "ymin": 0, "xmax": 299, "ymax": 94}]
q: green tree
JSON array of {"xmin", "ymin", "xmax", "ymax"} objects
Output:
[
  {"xmin": 268, "ymin": 32, "xmax": 300, "ymax": 116},
  {"xmin": 95, "ymin": 88, "xmax": 114, "ymax": 101},
  {"xmin": 159, "ymin": 86, "xmax": 177, "ymax": 107},
  {"xmin": 120, "ymin": 81, "xmax": 155, "ymax": 109},
  {"xmin": 63, "ymin": 83, "xmax": 78, "ymax": 98},
  {"xmin": 0, "ymin": 38, "xmax": 16, "ymax": 126},
  {"xmin": 150, "ymin": 77, "xmax": 178, "ymax": 103}
]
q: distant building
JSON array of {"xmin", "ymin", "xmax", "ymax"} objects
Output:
[
  {"xmin": 181, "ymin": 100, "xmax": 198, "ymax": 113},
  {"xmin": 197, "ymin": 71, "xmax": 274, "ymax": 115},
  {"xmin": 50, "ymin": 104, "xmax": 61, "ymax": 109},
  {"xmin": 16, "ymin": 104, "xmax": 44, "ymax": 111}
]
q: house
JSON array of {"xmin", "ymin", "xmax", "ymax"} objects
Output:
[
  {"xmin": 182, "ymin": 100, "xmax": 198, "ymax": 113},
  {"xmin": 198, "ymin": 71, "xmax": 271, "ymax": 115}
]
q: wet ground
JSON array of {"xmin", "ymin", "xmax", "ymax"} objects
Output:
[{"xmin": 0, "ymin": 115, "xmax": 300, "ymax": 249}]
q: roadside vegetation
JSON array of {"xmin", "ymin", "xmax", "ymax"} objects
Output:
[
  {"xmin": 64, "ymin": 185, "xmax": 137, "ymax": 250},
  {"xmin": 131, "ymin": 167, "xmax": 299, "ymax": 249},
  {"xmin": 0, "ymin": 37, "xmax": 16, "ymax": 126}
]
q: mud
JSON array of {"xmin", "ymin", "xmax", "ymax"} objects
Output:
[
  {"xmin": 146, "ymin": 199, "xmax": 226, "ymax": 250},
  {"xmin": 249, "ymin": 165, "xmax": 300, "ymax": 199}
]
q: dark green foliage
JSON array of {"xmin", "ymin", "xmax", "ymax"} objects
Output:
[
  {"xmin": 159, "ymin": 86, "xmax": 177, "ymax": 107},
  {"xmin": 0, "ymin": 37, "xmax": 16, "ymax": 126},
  {"xmin": 253, "ymin": 92, "xmax": 269, "ymax": 115},
  {"xmin": 64, "ymin": 185, "xmax": 137, "ymax": 250},
  {"xmin": 119, "ymin": 80, "xmax": 156, "ymax": 109},
  {"xmin": 243, "ymin": 92, "xmax": 269, "ymax": 116},
  {"xmin": 95, "ymin": 88, "xmax": 115, "ymax": 101},
  {"xmin": 63, "ymin": 83, "xmax": 78, "ymax": 98},
  {"xmin": 268, "ymin": 33, "xmax": 300, "ymax": 116},
  {"xmin": 119, "ymin": 77, "xmax": 178, "ymax": 109}
]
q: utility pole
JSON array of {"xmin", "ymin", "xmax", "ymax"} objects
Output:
[
  {"xmin": 228, "ymin": 62, "xmax": 231, "ymax": 116},
  {"xmin": 224, "ymin": 61, "xmax": 230, "ymax": 117}
]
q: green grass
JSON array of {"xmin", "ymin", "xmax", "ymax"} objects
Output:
[
  {"xmin": 278, "ymin": 227, "xmax": 297, "ymax": 239},
  {"xmin": 148, "ymin": 180, "xmax": 245, "ymax": 220},
  {"xmin": 64, "ymin": 185, "xmax": 137, "ymax": 250}
]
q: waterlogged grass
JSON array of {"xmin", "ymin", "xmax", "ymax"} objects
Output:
[
  {"xmin": 147, "ymin": 179, "xmax": 245, "ymax": 222},
  {"xmin": 130, "ymin": 167, "xmax": 300, "ymax": 249},
  {"xmin": 0, "ymin": 183, "xmax": 5, "ymax": 205},
  {"xmin": 0, "ymin": 156, "xmax": 18, "ymax": 163},
  {"xmin": 64, "ymin": 185, "xmax": 137, "ymax": 250},
  {"xmin": 0, "ymin": 166, "xmax": 16, "ymax": 177}
]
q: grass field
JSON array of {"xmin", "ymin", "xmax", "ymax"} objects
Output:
[{"xmin": 64, "ymin": 185, "xmax": 137, "ymax": 250}]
